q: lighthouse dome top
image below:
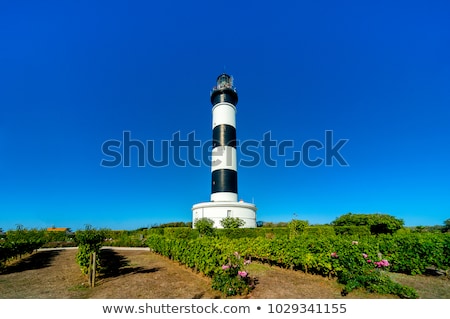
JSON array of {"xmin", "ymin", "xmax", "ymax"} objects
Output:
[{"xmin": 210, "ymin": 73, "xmax": 238, "ymax": 106}]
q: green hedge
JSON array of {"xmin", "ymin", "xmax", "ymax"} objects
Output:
[
  {"xmin": 304, "ymin": 226, "xmax": 336, "ymax": 236},
  {"xmin": 146, "ymin": 231, "xmax": 446, "ymax": 298},
  {"xmin": 163, "ymin": 227, "xmax": 198, "ymax": 239},
  {"xmin": 334, "ymin": 226, "xmax": 371, "ymax": 236},
  {"xmin": 376, "ymin": 233, "xmax": 450, "ymax": 275},
  {"xmin": 214, "ymin": 227, "xmax": 289, "ymax": 239},
  {"xmin": 146, "ymin": 227, "xmax": 450, "ymax": 278},
  {"xmin": 1, "ymin": 228, "xmax": 46, "ymax": 268}
]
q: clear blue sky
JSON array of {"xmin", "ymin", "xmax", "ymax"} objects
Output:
[{"xmin": 1, "ymin": 0, "xmax": 449, "ymax": 231}]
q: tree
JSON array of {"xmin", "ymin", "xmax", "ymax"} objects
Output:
[
  {"xmin": 332, "ymin": 212, "xmax": 404, "ymax": 235},
  {"xmin": 443, "ymin": 218, "xmax": 450, "ymax": 233},
  {"xmin": 220, "ymin": 217, "xmax": 245, "ymax": 229},
  {"xmin": 194, "ymin": 218, "xmax": 215, "ymax": 237}
]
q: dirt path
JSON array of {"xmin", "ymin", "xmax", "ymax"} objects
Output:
[
  {"xmin": 0, "ymin": 248, "xmax": 87, "ymax": 298},
  {"xmin": 1, "ymin": 248, "xmax": 448, "ymax": 299},
  {"xmin": 0, "ymin": 248, "xmax": 219, "ymax": 299}
]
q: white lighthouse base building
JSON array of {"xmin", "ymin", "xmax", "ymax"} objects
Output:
[{"xmin": 192, "ymin": 201, "xmax": 257, "ymax": 228}]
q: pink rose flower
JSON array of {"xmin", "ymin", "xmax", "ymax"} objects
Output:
[{"xmin": 374, "ymin": 259, "xmax": 389, "ymax": 267}]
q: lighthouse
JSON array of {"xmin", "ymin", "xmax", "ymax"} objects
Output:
[
  {"xmin": 210, "ymin": 74, "xmax": 238, "ymax": 202},
  {"xmin": 192, "ymin": 74, "xmax": 257, "ymax": 228}
]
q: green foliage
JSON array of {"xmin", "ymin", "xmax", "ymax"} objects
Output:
[
  {"xmin": 443, "ymin": 219, "xmax": 450, "ymax": 233},
  {"xmin": 1, "ymin": 227, "xmax": 46, "ymax": 263},
  {"xmin": 74, "ymin": 226, "xmax": 107, "ymax": 275},
  {"xmin": 334, "ymin": 225, "xmax": 371, "ymax": 236},
  {"xmin": 213, "ymin": 227, "xmax": 289, "ymax": 239},
  {"xmin": 379, "ymin": 233, "xmax": 450, "ymax": 275},
  {"xmin": 102, "ymin": 230, "xmax": 148, "ymax": 247},
  {"xmin": 194, "ymin": 218, "xmax": 215, "ymax": 237},
  {"xmin": 0, "ymin": 226, "xmax": 47, "ymax": 269},
  {"xmin": 254, "ymin": 227, "xmax": 289, "ymax": 238},
  {"xmin": 146, "ymin": 234, "xmax": 255, "ymax": 296},
  {"xmin": 146, "ymin": 234, "xmax": 225, "ymax": 277},
  {"xmin": 151, "ymin": 221, "xmax": 192, "ymax": 228},
  {"xmin": 339, "ymin": 268, "xmax": 418, "ymax": 298},
  {"xmin": 146, "ymin": 227, "xmax": 450, "ymax": 298},
  {"xmin": 44, "ymin": 230, "xmax": 71, "ymax": 242},
  {"xmin": 261, "ymin": 221, "xmax": 289, "ymax": 227},
  {"xmin": 42, "ymin": 229, "xmax": 75, "ymax": 248},
  {"xmin": 288, "ymin": 219, "xmax": 309, "ymax": 238},
  {"xmin": 304, "ymin": 226, "xmax": 336, "ymax": 236},
  {"xmin": 147, "ymin": 227, "xmax": 164, "ymax": 235},
  {"xmin": 332, "ymin": 213, "xmax": 404, "ymax": 235},
  {"xmin": 211, "ymin": 252, "xmax": 255, "ymax": 296},
  {"xmin": 220, "ymin": 217, "xmax": 245, "ymax": 229},
  {"xmin": 163, "ymin": 227, "xmax": 198, "ymax": 239},
  {"xmin": 114, "ymin": 232, "xmax": 143, "ymax": 247},
  {"xmin": 329, "ymin": 239, "xmax": 418, "ymax": 298},
  {"xmin": 216, "ymin": 228, "xmax": 256, "ymax": 239}
]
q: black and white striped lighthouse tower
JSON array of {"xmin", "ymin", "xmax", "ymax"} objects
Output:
[
  {"xmin": 210, "ymin": 74, "xmax": 238, "ymax": 202},
  {"xmin": 192, "ymin": 74, "xmax": 257, "ymax": 228}
]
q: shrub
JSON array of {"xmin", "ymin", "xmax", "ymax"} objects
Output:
[
  {"xmin": 74, "ymin": 226, "xmax": 106, "ymax": 275},
  {"xmin": 220, "ymin": 217, "xmax": 245, "ymax": 229},
  {"xmin": 211, "ymin": 251, "xmax": 255, "ymax": 296},
  {"xmin": 194, "ymin": 218, "xmax": 215, "ymax": 237},
  {"xmin": 382, "ymin": 233, "xmax": 450, "ymax": 275},
  {"xmin": 331, "ymin": 239, "xmax": 418, "ymax": 298},
  {"xmin": 163, "ymin": 227, "xmax": 197, "ymax": 239},
  {"xmin": 288, "ymin": 219, "xmax": 309, "ymax": 238},
  {"xmin": 332, "ymin": 213, "xmax": 404, "ymax": 235},
  {"xmin": 334, "ymin": 226, "xmax": 371, "ymax": 236},
  {"xmin": 304, "ymin": 226, "xmax": 336, "ymax": 236}
]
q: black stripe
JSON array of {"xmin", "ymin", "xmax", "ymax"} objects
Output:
[
  {"xmin": 210, "ymin": 88, "xmax": 238, "ymax": 106},
  {"xmin": 212, "ymin": 124, "xmax": 236, "ymax": 148},
  {"xmin": 211, "ymin": 169, "xmax": 237, "ymax": 194}
]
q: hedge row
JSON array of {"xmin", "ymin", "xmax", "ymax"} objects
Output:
[
  {"xmin": 146, "ymin": 231, "xmax": 450, "ymax": 279},
  {"xmin": 146, "ymin": 232, "xmax": 447, "ymax": 298},
  {"xmin": 146, "ymin": 225, "xmax": 362, "ymax": 239}
]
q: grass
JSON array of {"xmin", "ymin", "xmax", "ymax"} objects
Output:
[{"xmin": 387, "ymin": 272, "xmax": 450, "ymax": 299}]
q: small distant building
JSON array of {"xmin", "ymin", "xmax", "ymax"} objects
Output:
[{"xmin": 46, "ymin": 227, "xmax": 71, "ymax": 233}]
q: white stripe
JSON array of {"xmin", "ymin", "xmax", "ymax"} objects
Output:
[
  {"xmin": 212, "ymin": 102, "xmax": 236, "ymax": 128},
  {"xmin": 211, "ymin": 192, "xmax": 238, "ymax": 202},
  {"xmin": 210, "ymin": 146, "xmax": 237, "ymax": 171}
]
